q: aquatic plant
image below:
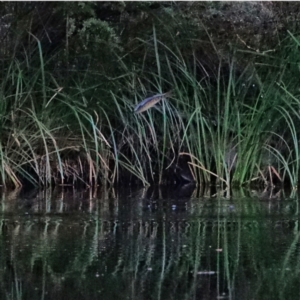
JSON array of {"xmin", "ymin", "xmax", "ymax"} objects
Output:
[{"xmin": 1, "ymin": 10, "xmax": 300, "ymax": 189}]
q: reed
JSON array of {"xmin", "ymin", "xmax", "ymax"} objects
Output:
[{"xmin": 1, "ymin": 27, "xmax": 300, "ymax": 188}]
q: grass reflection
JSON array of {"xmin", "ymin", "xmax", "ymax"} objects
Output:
[{"xmin": 0, "ymin": 187, "xmax": 299, "ymax": 299}]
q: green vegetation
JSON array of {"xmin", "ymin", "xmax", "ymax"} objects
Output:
[{"xmin": 1, "ymin": 2, "xmax": 300, "ymax": 188}]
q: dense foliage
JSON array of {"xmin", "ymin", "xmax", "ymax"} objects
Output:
[{"xmin": 1, "ymin": 2, "xmax": 300, "ymax": 188}]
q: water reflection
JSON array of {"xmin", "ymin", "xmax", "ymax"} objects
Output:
[{"xmin": 0, "ymin": 185, "xmax": 299, "ymax": 299}]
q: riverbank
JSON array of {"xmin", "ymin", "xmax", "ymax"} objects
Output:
[{"xmin": 1, "ymin": 3, "xmax": 300, "ymax": 189}]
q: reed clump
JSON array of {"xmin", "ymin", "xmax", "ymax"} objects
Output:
[{"xmin": 1, "ymin": 28, "xmax": 300, "ymax": 189}]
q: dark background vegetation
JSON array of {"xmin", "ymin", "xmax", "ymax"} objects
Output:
[
  {"xmin": 2, "ymin": 1, "xmax": 296, "ymax": 94},
  {"xmin": 2, "ymin": 1, "xmax": 300, "ymax": 188}
]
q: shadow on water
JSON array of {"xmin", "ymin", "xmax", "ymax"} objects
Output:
[{"xmin": 0, "ymin": 185, "xmax": 300, "ymax": 300}]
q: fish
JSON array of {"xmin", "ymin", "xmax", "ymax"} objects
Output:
[{"xmin": 134, "ymin": 91, "xmax": 172, "ymax": 114}]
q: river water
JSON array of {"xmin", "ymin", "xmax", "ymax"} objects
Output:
[{"xmin": 0, "ymin": 184, "xmax": 299, "ymax": 300}]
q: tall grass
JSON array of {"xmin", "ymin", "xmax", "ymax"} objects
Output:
[
  {"xmin": 1, "ymin": 29, "xmax": 300, "ymax": 189},
  {"xmin": 0, "ymin": 47, "xmax": 113, "ymax": 188}
]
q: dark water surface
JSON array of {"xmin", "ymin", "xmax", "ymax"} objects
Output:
[{"xmin": 0, "ymin": 185, "xmax": 299, "ymax": 300}]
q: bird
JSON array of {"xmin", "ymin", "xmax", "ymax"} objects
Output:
[{"xmin": 134, "ymin": 91, "xmax": 172, "ymax": 114}]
